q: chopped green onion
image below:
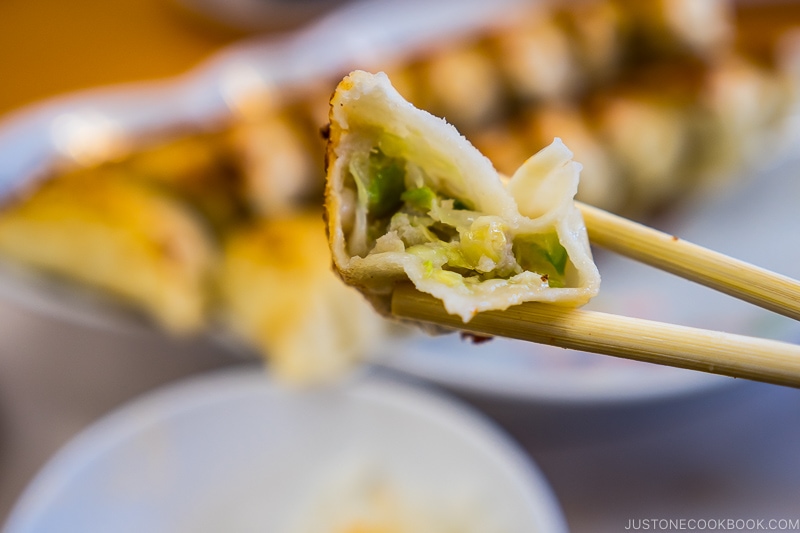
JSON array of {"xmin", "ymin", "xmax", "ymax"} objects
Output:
[
  {"xmin": 453, "ymin": 198, "xmax": 471, "ymax": 210},
  {"xmin": 514, "ymin": 232, "xmax": 568, "ymax": 287},
  {"xmin": 401, "ymin": 186, "xmax": 436, "ymax": 211},
  {"xmin": 349, "ymin": 148, "xmax": 406, "ymax": 218}
]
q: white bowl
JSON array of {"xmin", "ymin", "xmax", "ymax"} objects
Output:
[{"xmin": 3, "ymin": 367, "xmax": 567, "ymax": 533}]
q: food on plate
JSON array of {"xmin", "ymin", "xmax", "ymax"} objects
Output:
[
  {"xmin": 490, "ymin": 8, "xmax": 582, "ymax": 103},
  {"xmin": 110, "ymin": 131, "xmax": 249, "ymax": 234},
  {"xmin": 218, "ymin": 213, "xmax": 385, "ymax": 383},
  {"xmin": 0, "ymin": 128, "xmax": 387, "ymax": 382},
  {"xmin": 415, "ymin": 42, "xmax": 504, "ymax": 130},
  {"xmin": 615, "ymin": 0, "xmax": 733, "ymax": 59},
  {"xmin": 386, "ymin": 0, "xmax": 795, "ymax": 215},
  {"xmin": 0, "ymin": 168, "xmax": 215, "ymax": 332},
  {"xmin": 702, "ymin": 56, "xmax": 794, "ymax": 176},
  {"xmin": 594, "ymin": 90, "xmax": 693, "ymax": 212},
  {"xmin": 0, "ymin": 0, "xmax": 797, "ymax": 381},
  {"xmin": 324, "ymin": 71, "xmax": 600, "ymax": 322},
  {"xmin": 524, "ymin": 105, "xmax": 623, "ymax": 212},
  {"xmin": 553, "ymin": 0, "xmax": 624, "ymax": 84},
  {"xmin": 229, "ymin": 110, "xmax": 320, "ymax": 217}
]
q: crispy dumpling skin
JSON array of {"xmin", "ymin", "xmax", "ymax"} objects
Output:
[
  {"xmin": 218, "ymin": 212, "xmax": 386, "ymax": 383},
  {"xmin": 324, "ymin": 71, "xmax": 600, "ymax": 322},
  {"xmin": 0, "ymin": 168, "xmax": 214, "ymax": 333},
  {"xmin": 119, "ymin": 132, "xmax": 250, "ymax": 234}
]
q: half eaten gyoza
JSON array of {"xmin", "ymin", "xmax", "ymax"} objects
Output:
[{"xmin": 325, "ymin": 71, "xmax": 601, "ymax": 322}]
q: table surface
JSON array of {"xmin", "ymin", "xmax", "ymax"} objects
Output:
[
  {"xmin": 2, "ymin": 2, "xmax": 800, "ymax": 531},
  {"xmin": 0, "ymin": 0, "xmax": 247, "ymax": 118}
]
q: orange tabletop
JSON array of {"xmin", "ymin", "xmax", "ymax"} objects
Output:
[{"xmin": 0, "ymin": 0, "xmax": 246, "ymax": 118}]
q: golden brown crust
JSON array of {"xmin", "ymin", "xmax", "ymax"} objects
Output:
[{"xmin": 0, "ymin": 168, "xmax": 215, "ymax": 332}]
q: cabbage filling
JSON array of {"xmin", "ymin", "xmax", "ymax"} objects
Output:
[{"xmin": 346, "ymin": 142, "xmax": 568, "ymax": 288}]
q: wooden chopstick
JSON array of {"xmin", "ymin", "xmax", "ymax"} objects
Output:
[
  {"xmin": 392, "ymin": 285, "xmax": 800, "ymax": 388},
  {"xmin": 577, "ymin": 201, "xmax": 800, "ymax": 322},
  {"xmin": 388, "ymin": 202, "xmax": 800, "ymax": 387}
]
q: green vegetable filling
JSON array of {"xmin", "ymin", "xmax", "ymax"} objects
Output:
[
  {"xmin": 350, "ymin": 143, "xmax": 569, "ymax": 288},
  {"xmin": 452, "ymin": 198, "xmax": 471, "ymax": 210},
  {"xmin": 350, "ymin": 147, "xmax": 406, "ymax": 219},
  {"xmin": 400, "ymin": 186, "xmax": 436, "ymax": 211},
  {"xmin": 513, "ymin": 233, "xmax": 568, "ymax": 287}
]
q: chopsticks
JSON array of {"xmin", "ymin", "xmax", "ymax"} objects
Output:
[
  {"xmin": 390, "ymin": 203, "xmax": 800, "ymax": 388},
  {"xmin": 577, "ymin": 201, "xmax": 800, "ymax": 322},
  {"xmin": 392, "ymin": 285, "xmax": 800, "ymax": 388}
]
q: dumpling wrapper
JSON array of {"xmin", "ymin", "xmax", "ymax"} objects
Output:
[
  {"xmin": 218, "ymin": 213, "xmax": 387, "ymax": 384},
  {"xmin": 324, "ymin": 71, "xmax": 600, "ymax": 322}
]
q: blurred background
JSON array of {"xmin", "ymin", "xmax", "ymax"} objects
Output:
[{"xmin": 2, "ymin": 0, "xmax": 800, "ymax": 531}]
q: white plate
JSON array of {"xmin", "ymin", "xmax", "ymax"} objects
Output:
[
  {"xmin": 2, "ymin": 367, "xmax": 567, "ymax": 533},
  {"xmin": 1, "ymin": 0, "xmax": 798, "ymax": 403}
]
